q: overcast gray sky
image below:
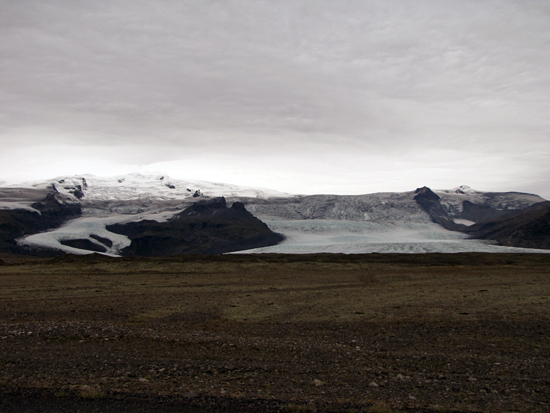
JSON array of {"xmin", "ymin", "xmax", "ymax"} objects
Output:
[{"xmin": 1, "ymin": 0, "xmax": 549, "ymax": 197}]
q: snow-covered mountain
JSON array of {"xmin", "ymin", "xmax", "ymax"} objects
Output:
[
  {"xmin": 1, "ymin": 173, "xmax": 548, "ymax": 256},
  {"xmin": 435, "ymin": 185, "xmax": 543, "ymax": 219},
  {"xmin": 29, "ymin": 173, "xmax": 290, "ymax": 201}
]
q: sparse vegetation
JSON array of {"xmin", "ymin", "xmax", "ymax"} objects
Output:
[
  {"xmin": 368, "ymin": 403, "xmax": 394, "ymax": 413},
  {"xmin": 79, "ymin": 385, "xmax": 104, "ymax": 399}
]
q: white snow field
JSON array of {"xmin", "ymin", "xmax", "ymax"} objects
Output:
[{"xmin": 23, "ymin": 173, "xmax": 291, "ymax": 203}]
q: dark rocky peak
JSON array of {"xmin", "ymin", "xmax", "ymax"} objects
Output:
[
  {"xmin": 107, "ymin": 196, "xmax": 284, "ymax": 256},
  {"xmin": 54, "ymin": 177, "xmax": 88, "ymax": 199},
  {"xmin": 231, "ymin": 201, "xmax": 246, "ymax": 211},
  {"xmin": 414, "ymin": 186, "xmax": 440, "ymax": 202},
  {"xmin": 181, "ymin": 197, "xmax": 227, "ymax": 217},
  {"xmin": 454, "ymin": 185, "xmax": 470, "ymax": 194},
  {"xmin": 413, "ymin": 186, "xmax": 466, "ymax": 232},
  {"xmin": 31, "ymin": 192, "xmax": 81, "ymax": 218},
  {"xmin": 71, "ymin": 188, "xmax": 85, "ymax": 199}
]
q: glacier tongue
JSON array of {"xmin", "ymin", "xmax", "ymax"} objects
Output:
[
  {"xmin": 235, "ymin": 219, "xmax": 550, "ymax": 254},
  {"xmin": 18, "ymin": 210, "xmax": 178, "ymax": 256}
]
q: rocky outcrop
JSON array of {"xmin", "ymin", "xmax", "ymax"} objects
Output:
[
  {"xmin": 465, "ymin": 201, "xmax": 550, "ymax": 250},
  {"xmin": 413, "ymin": 187, "xmax": 467, "ymax": 232},
  {"xmin": 107, "ymin": 197, "xmax": 284, "ymax": 256},
  {"xmin": 57, "ymin": 177, "xmax": 88, "ymax": 199},
  {"xmin": 90, "ymin": 234, "xmax": 113, "ymax": 248},
  {"xmin": 60, "ymin": 239, "xmax": 107, "ymax": 253},
  {"xmin": 31, "ymin": 193, "xmax": 81, "ymax": 229},
  {"xmin": 0, "ymin": 209, "xmax": 45, "ymax": 254}
]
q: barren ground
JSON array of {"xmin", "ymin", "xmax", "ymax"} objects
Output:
[{"xmin": 1, "ymin": 253, "xmax": 549, "ymax": 412}]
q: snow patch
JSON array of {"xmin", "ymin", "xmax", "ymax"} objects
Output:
[{"xmin": 453, "ymin": 218, "xmax": 476, "ymax": 226}]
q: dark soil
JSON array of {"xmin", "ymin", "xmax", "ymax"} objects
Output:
[{"xmin": 1, "ymin": 253, "xmax": 550, "ymax": 412}]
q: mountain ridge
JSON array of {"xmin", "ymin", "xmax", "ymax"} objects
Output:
[{"xmin": 1, "ymin": 173, "xmax": 548, "ymax": 256}]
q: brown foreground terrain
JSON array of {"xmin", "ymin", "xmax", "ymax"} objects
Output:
[{"xmin": 1, "ymin": 252, "xmax": 550, "ymax": 412}]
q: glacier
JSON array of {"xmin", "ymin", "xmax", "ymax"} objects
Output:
[{"xmin": 3, "ymin": 173, "xmax": 548, "ymax": 256}]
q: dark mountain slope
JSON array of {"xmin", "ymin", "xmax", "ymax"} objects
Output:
[
  {"xmin": 0, "ymin": 192, "xmax": 81, "ymax": 255},
  {"xmin": 414, "ymin": 186, "xmax": 550, "ymax": 250},
  {"xmin": 465, "ymin": 201, "xmax": 550, "ymax": 250},
  {"xmin": 413, "ymin": 187, "xmax": 467, "ymax": 231},
  {"xmin": 107, "ymin": 197, "xmax": 284, "ymax": 256},
  {"xmin": 460, "ymin": 200, "xmax": 510, "ymax": 223}
]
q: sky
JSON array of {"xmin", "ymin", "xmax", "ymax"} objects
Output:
[{"xmin": 1, "ymin": 0, "xmax": 549, "ymax": 198}]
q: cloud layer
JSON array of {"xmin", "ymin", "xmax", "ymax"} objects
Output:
[{"xmin": 1, "ymin": 0, "xmax": 549, "ymax": 197}]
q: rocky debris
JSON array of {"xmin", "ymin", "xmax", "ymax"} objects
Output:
[
  {"xmin": 4, "ymin": 316, "xmax": 542, "ymax": 412},
  {"xmin": 106, "ymin": 197, "xmax": 284, "ymax": 256},
  {"xmin": 1, "ymin": 254, "xmax": 550, "ymax": 412},
  {"xmin": 193, "ymin": 189, "xmax": 202, "ymax": 198}
]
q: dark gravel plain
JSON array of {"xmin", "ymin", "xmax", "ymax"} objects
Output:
[{"xmin": 1, "ymin": 253, "xmax": 550, "ymax": 412}]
